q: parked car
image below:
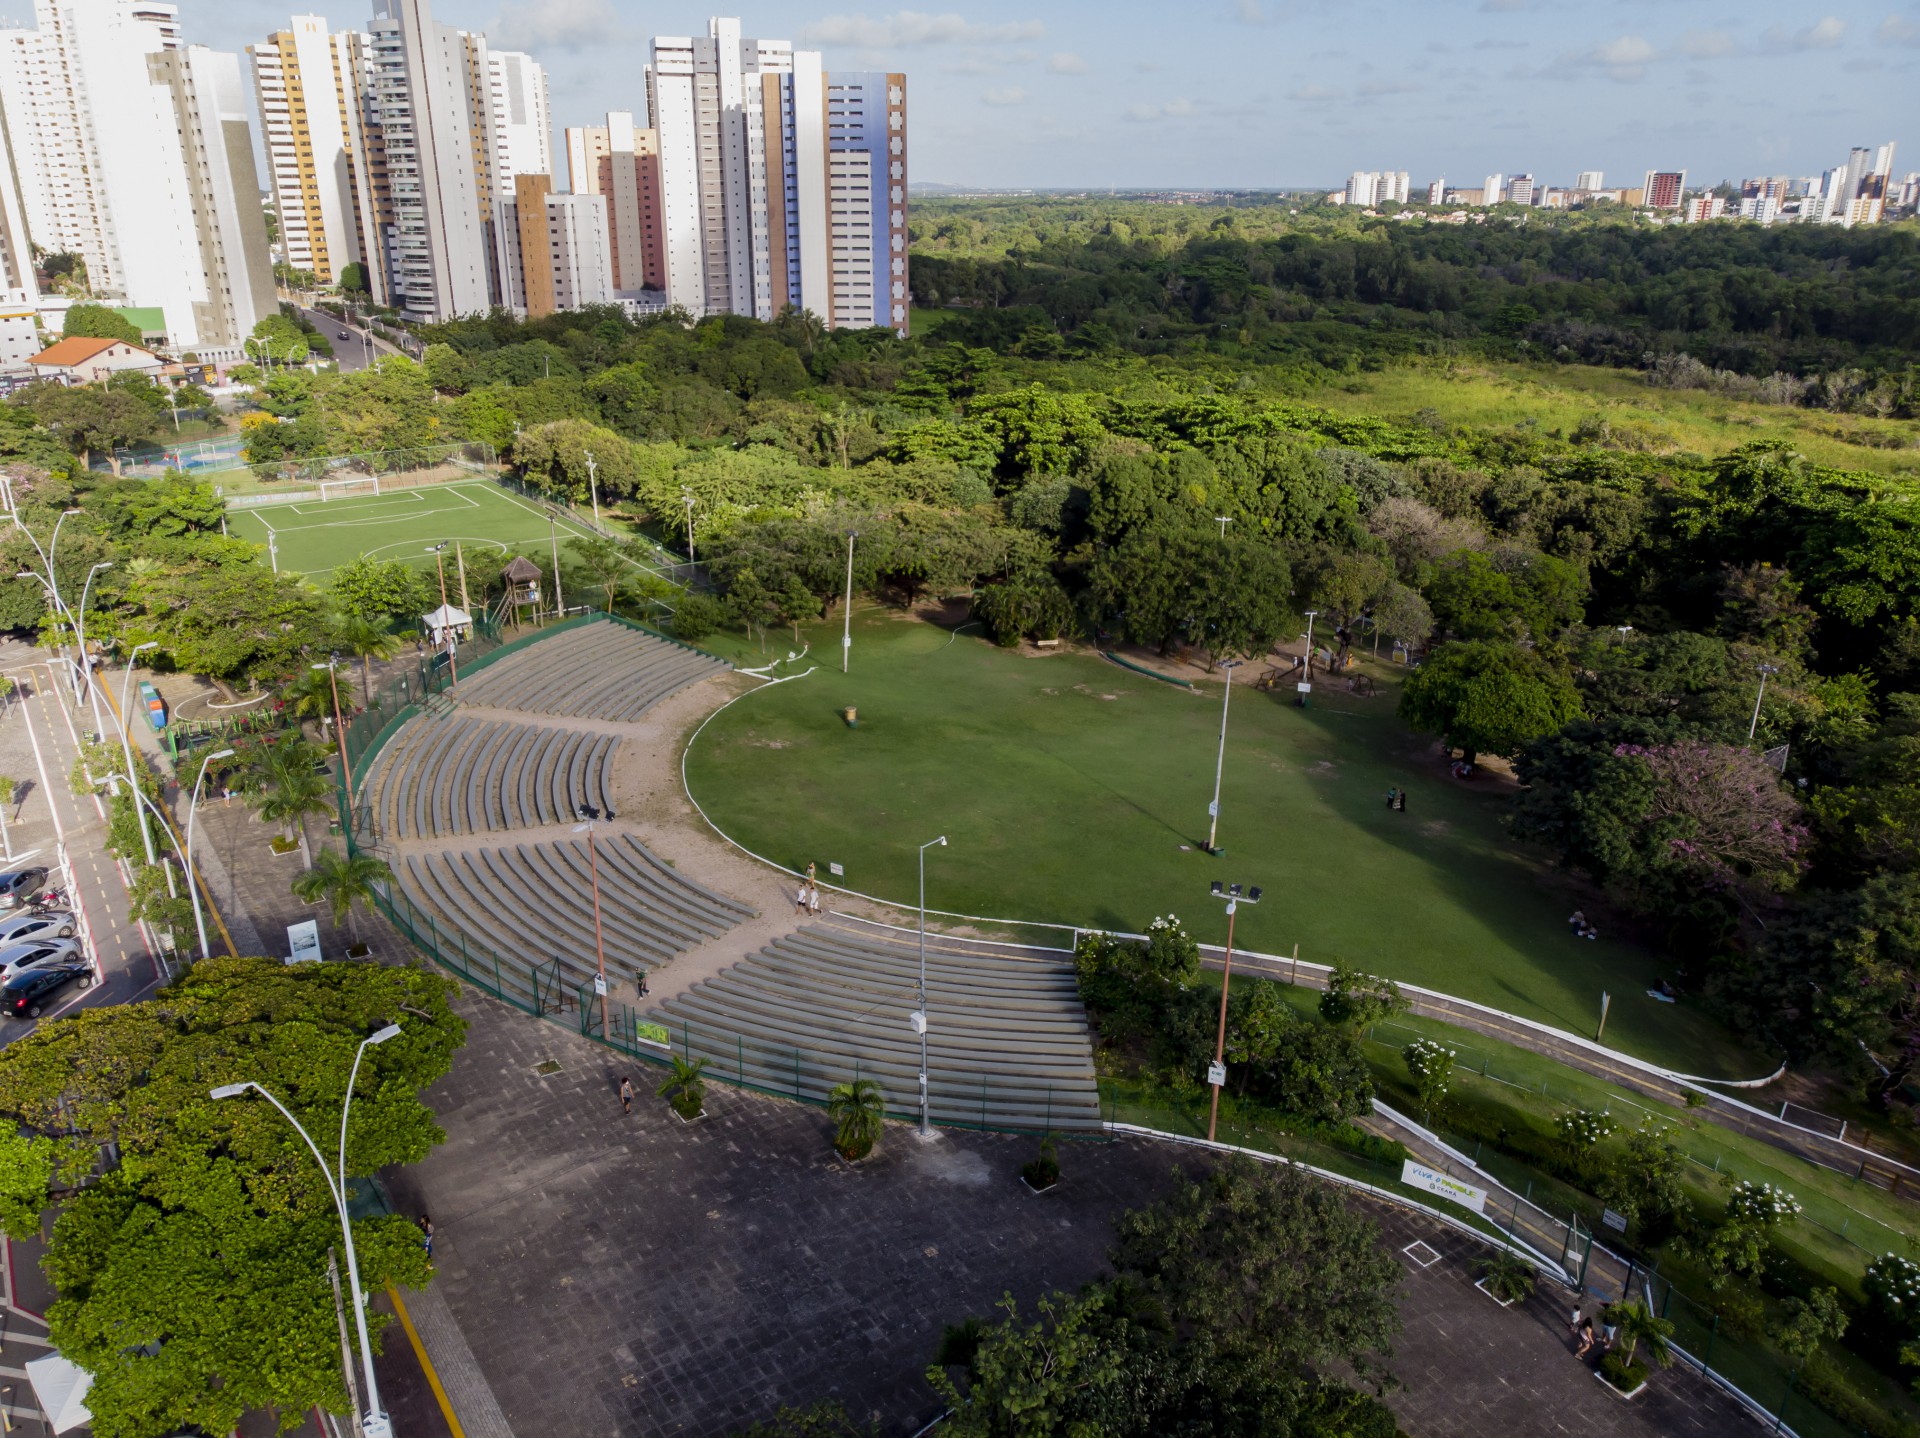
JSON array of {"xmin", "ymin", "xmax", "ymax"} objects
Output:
[
  {"xmin": 2, "ymin": 961, "xmax": 92, "ymax": 1018},
  {"xmin": 0, "ymin": 868, "xmax": 47, "ymax": 909},
  {"xmin": 0, "ymin": 909, "xmax": 76, "ymax": 945},
  {"xmin": 337, "ymin": 330, "xmax": 352, "ymax": 341},
  {"xmin": 0, "ymin": 937, "xmax": 84, "ymax": 979}
]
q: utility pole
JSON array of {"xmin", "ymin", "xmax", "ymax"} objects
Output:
[
  {"xmin": 1205, "ymin": 660, "xmax": 1240, "ymax": 855},
  {"xmin": 841, "ymin": 530, "xmax": 857, "ymax": 673},
  {"xmin": 1748, "ymin": 663, "xmax": 1779, "ymax": 742},
  {"xmin": 584, "ymin": 449, "xmax": 600, "ymax": 529},
  {"xmin": 455, "ymin": 541, "xmax": 471, "ymax": 615},
  {"xmin": 548, "ymin": 515, "xmax": 566, "ymax": 620},
  {"xmin": 1206, "ymin": 881, "xmax": 1262, "ymax": 1142}
]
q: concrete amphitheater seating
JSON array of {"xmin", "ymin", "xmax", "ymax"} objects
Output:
[
  {"xmin": 455, "ymin": 618, "xmax": 729, "ymax": 722},
  {"xmin": 369, "ymin": 715, "xmax": 620, "ymax": 841},
  {"xmin": 651, "ymin": 920, "xmax": 1102, "ymax": 1132},
  {"xmin": 394, "ymin": 834, "xmax": 754, "ymax": 1008}
]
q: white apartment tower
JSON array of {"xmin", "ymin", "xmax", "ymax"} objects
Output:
[
  {"xmin": 486, "ymin": 50, "xmax": 550, "ymax": 189},
  {"xmin": 645, "ymin": 17, "xmax": 907, "ymax": 334},
  {"xmin": 248, "ymin": 16, "xmax": 370, "ymax": 286},
  {"xmin": 0, "ymin": 0, "xmax": 272, "ymax": 350},
  {"xmin": 1482, "ymin": 173, "xmax": 1504, "ymax": 206},
  {"xmin": 1575, "ymin": 170, "xmax": 1604, "ymax": 191}
]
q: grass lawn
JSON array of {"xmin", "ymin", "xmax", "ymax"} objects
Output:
[
  {"xmin": 1305, "ymin": 360, "xmax": 1920, "ymax": 481},
  {"xmin": 685, "ymin": 611, "xmax": 1763, "ymax": 1078},
  {"xmin": 227, "ymin": 479, "xmax": 624, "ymax": 579}
]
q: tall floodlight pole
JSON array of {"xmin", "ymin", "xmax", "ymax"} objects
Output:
[
  {"xmin": 916, "ymin": 835, "xmax": 947, "ymax": 1136},
  {"xmin": 681, "ymin": 487, "xmax": 697, "ymax": 570},
  {"xmin": 211, "ymin": 1021, "xmax": 404, "ymax": 1438},
  {"xmin": 573, "ymin": 804, "xmax": 613, "ymax": 1034},
  {"xmin": 117, "ymin": 641, "xmax": 159, "ymax": 865},
  {"xmin": 1205, "ymin": 660, "xmax": 1241, "ymax": 855},
  {"xmin": 314, "ymin": 656, "xmax": 354, "ymax": 798},
  {"xmin": 72, "ymin": 560, "xmax": 112, "ymax": 733},
  {"xmin": 427, "ymin": 543, "xmax": 458, "ymax": 691},
  {"xmin": 1303, "ymin": 610, "xmax": 1320, "ymax": 679},
  {"xmin": 841, "ymin": 530, "xmax": 857, "ymax": 673},
  {"xmin": 1214, "ymin": 515, "xmax": 1232, "ymax": 539},
  {"xmin": 185, "ymin": 747, "xmax": 235, "ymax": 961},
  {"xmin": 584, "ymin": 449, "xmax": 600, "ymax": 528},
  {"xmin": 1749, "ymin": 663, "xmax": 1780, "ymax": 742},
  {"xmin": 1205, "ymin": 881, "xmax": 1262, "ymax": 1142}
]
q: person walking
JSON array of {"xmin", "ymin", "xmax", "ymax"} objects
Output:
[
  {"xmin": 1395, "ymin": 790, "xmax": 1407, "ymax": 813},
  {"xmin": 794, "ymin": 882, "xmax": 809, "ymax": 916},
  {"xmin": 619, "ymin": 1076, "xmax": 634, "ymax": 1114},
  {"xmin": 636, "ymin": 971, "xmax": 650, "ymax": 999},
  {"xmin": 1385, "ymin": 787, "xmax": 1397, "ymax": 809},
  {"xmin": 419, "ymin": 1214, "xmax": 434, "ymax": 1259},
  {"xmin": 807, "ymin": 885, "xmax": 821, "ymax": 916}
]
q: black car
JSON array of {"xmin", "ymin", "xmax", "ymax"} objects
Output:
[
  {"xmin": 0, "ymin": 867, "xmax": 47, "ymax": 909},
  {"xmin": 2, "ymin": 960, "xmax": 91, "ymax": 1018}
]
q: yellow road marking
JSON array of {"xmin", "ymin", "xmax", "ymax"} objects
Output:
[{"xmin": 386, "ymin": 1283, "xmax": 465, "ymax": 1438}]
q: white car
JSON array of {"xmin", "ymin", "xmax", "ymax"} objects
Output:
[
  {"xmin": 0, "ymin": 909, "xmax": 76, "ymax": 945},
  {"xmin": 0, "ymin": 937, "xmax": 83, "ymax": 980}
]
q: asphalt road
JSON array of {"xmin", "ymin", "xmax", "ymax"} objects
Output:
[
  {"xmin": 0, "ymin": 646, "xmax": 166, "ymax": 1049},
  {"xmin": 291, "ymin": 303, "xmax": 394, "ymax": 375}
]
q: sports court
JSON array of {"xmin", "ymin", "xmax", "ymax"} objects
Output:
[{"xmin": 226, "ymin": 479, "xmax": 610, "ymax": 578}]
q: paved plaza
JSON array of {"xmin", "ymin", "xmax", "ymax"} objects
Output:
[{"xmin": 387, "ymin": 989, "xmax": 1765, "ymax": 1438}]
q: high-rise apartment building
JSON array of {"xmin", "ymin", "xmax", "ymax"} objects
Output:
[
  {"xmin": 643, "ymin": 18, "xmax": 907, "ymax": 334},
  {"xmin": 1425, "ymin": 178, "xmax": 1445, "ymax": 205},
  {"xmin": 249, "ymin": 16, "xmax": 373, "ymax": 286},
  {"xmin": 486, "ymin": 49, "xmax": 550, "ymax": 183},
  {"xmin": 1482, "ymin": 173, "xmax": 1503, "ymax": 206},
  {"xmin": 1641, "ymin": 170, "xmax": 1686, "ymax": 209},
  {"xmin": 496, "ymin": 173, "xmax": 613, "ymax": 317},
  {"xmin": 1819, "ymin": 141, "xmax": 1896, "ymax": 225},
  {"xmin": 565, "ymin": 123, "xmax": 610, "ymax": 196},
  {"xmin": 0, "ymin": 0, "xmax": 272, "ymax": 351},
  {"xmin": 1683, "ymin": 194, "xmax": 1725, "ymax": 224},
  {"xmin": 1574, "ymin": 170, "xmax": 1604, "ymax": 191},
  {"xmin": 597, "ymin": 111, "xmax": 666, "ymax": 294},
  {"xmin": 1505, "ymin": 174, "xmax": 1535, "ymax": 206}
]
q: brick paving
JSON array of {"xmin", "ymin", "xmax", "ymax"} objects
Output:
[{"xmin": 388, "ymin": 988, "xmax": 1767, "ymax": 1438}]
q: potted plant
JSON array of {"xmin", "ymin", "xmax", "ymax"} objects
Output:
[
  {"xmin": 656, "ymin": 1055, "xmax": 708, "ymax": 1121},
  {"xmin": 1021, "ymin": 1136, "xmax": 1060, "ymax": 1193},
  {"xmin": 1597, "ymin": 1299, "xmax": 1673, "ymax": 1398},
  {"xmin": 827, "ymin": 1076, "xmax": 885, "ymax": 1161},
  {"xmin": 1474, "ymin": 1250, "xmax": 1535, "ymax": 1306}
]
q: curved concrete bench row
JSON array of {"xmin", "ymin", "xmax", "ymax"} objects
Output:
[
  {"xmin": 652, "ymin": 921, "xmax": 1101, "ymax": 1132},
  {"xmin": 393, "ymin": 834, "xmax": 754, "ymax": 1011},
  {"xmin": 370, "ymin": 715, "xmax": 619, "ymax": 841},
  {"xmin": 457, "ymin": 619, "xmax": 729, "ymax": 723}
]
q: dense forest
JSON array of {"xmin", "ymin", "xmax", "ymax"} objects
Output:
[{"xmin": 910, "ymin": 199, "xmax": 1920, "ymax": 400}]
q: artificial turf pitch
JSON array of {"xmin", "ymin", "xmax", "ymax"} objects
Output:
[
  {"xmin": 225, "ymin": 480, "xmax": 604, "ymax": 578},
  {"xmin": 686, "ymin": 614, "xmax": 1762, "ymax": 1078}
]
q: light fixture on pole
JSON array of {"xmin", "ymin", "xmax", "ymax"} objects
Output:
[
  {"xmin": 186, "ymin": 747, "xmax": 235, "ymax": 961},
  {"xmin": 573, "ymin": 803, "xmax": 613, "ymax": 1033},
  {"xmin": 211, "ymin": 1020, "xmax": 404, "ymax": 1438},
  {"xmin": 73, "ymin": 560, "xmax": 113, "ymax": 731},
  {"xmin": 1614, "ymin": 625, "xmax": 1633, "ymax": 644},
  {"xmin": 1214, "ymin": 515, "xmax": 1232, "ymax": 539},
  {"xmin": 425, "ymin": 544, "xmax": 459, "ymax": 690},
  {"xmin": 1205, "ymin": 880, "xmax": 1262, "ymax": 1143},
  {"xmin": 1302, "ymin": 610, "xmax": 1320, "ymax": 679},
  {"xmin": 681, "ymin": 487, "xmax": 697, "ymax": 569},
  {"xmin": 915, "ymin": 835, "xmax": 947, "ymax": 1137},
  {"xmin": 1748, "ymin": 662, "xmax": 1780, "ymax": 742},
  {"xmin": 313, "ymin": 656, "xmax": 354, "ymax": 798},
  {"xmin": 841, "ymin": 530, "xmax": 857, "ymax": 674},
  {"xmin": 1205, "ymin": 659, "xmax": 1241, "ymax": 856},
  {"xmin": 583, "ymin": 448, "xmax": 600, "ymax": 528},
  {"xmin": 118, "ymin": 640, "xmax": 159, "ymax": 866}
]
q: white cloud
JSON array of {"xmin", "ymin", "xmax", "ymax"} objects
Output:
[
  {"xmin": 801, "ymin": 11, "xmax": 1045, "ymax": 47},
  {"xmin": 982, "ymin": 86, "xmax": 1027, "ymax": 106},
  {"xmin": 1873, "ymin": 13, "xmax": 1920, "ymax": 45},
  {"xmin": 1760, "ymin": 15, "xmax": 1846, "ymax": 51},
  {"xmin": 489, "ymin": 0, "xmax": 619, "ymax": 51},
  {"xmin": 1046, "ymin": 51, "xmax": 1088, "ymax": 74},
  {"xmin": 1234, "ymin": 0, "xmax": 1270, "ymax": 25},
  {"xmin": 1678, "ymin": 29, "xmax": 1737, "ymax": 59},
  {"xmin": 1287, "ymin": 83, "xmax": 1345, "ymax": 102},
  {"xmin": 1585, "ymin": 33, "xmax": 1657, "ymax": 80},
  {"xmin": 1124, "ymin": 96, "xmax": 1199, "ymax": 121}
]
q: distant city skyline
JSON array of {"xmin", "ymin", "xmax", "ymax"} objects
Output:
[{"xmin": 175, "ymin": 0, "xmax": 1915, "ymax": 188}]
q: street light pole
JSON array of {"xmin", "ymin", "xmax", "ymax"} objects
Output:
[
  {"xmin": 841, "ymin": 530, "xmax": 857, "ymax": 674},
  {"xmin": 211, "ymin": 1022, "xmax": 404, "ymax": 1438},
  {"xmin": 73, "ymin": 560, "xmax": 112, "ymax": 733},
  {"xmin": 427, "ymin": 543, "xmax": 458, "ymax": 691},
  {"xmin": 1205, "ymin": 881, "xmax": 1262, "ymax": 1143},
  {"xmin": 573, "ymin": 804, "xmax": 612, "ymax": 1034},
  {"xmin": 584, "ymin": 449, "xmax": 600, "ymax": 529},
  {"xmin": 118, "ymin": 641, "xmax": 159, "ymax": 865},
  {"xmin": 1214, "ymin": 515, "xmax": 1232, "ymax": 539},
  {"xmin": 1205, "ymin": 660, "xmax": 1240, "ymax": 855},
  {"xmin": 185, "ymin": 747, "xmax": 235, "ymax": 962},
  {"xmin": 315, "ymin": 657, "xmax": 354, "ymax": 799},
  {"xmin": 681, "ymin": 488, "xmax": 697, "ymax": 571},
  {"xmin": 917, "ymin": 835, "xmax": 947, "ymax": 1136},
  {"xmin": 1748, "ymin": 663, "xmax": 1780, "ymax": 742},
  {"xmin": 1303, "ymin": 610, "xmax": 1320, "ymax": 679}
]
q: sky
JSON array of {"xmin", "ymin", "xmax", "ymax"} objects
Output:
[{"xmin": 177, "ymin": 0, "xmax": 1918, "ymax": 189}]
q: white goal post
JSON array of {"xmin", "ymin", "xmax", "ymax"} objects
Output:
[{"xmin": 318, "ymin": 476, "xmax": 381, "ymax": 501}]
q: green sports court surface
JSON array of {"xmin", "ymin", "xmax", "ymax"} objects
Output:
[{"xmin": 226, "ymin": 480, "xmax": 607, "ymax": 577}]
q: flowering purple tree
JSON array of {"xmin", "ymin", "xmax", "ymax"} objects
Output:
[{"xmin": 1615, "ymin": 741, "xmax": 1808, "ymax": 892}]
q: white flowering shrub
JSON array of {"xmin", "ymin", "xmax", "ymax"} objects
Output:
[
  {"xmin": 1724, "ymin": 1180, "xmax": 1802, "ymax": 1227},
  {"xmin": 1865, "ymin": 1254, "xmax": 1920, "ymax": 1335},
  {"xmin": 1556, "ymin": 1109, "xmax": 1619, "ymax": 1147},
  {"xmin": 1404, "ymin": 1038, "xmax": 1456, "ymax": 1108}
]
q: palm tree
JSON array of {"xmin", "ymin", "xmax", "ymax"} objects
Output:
[
  {"xmin": 334, "ymin": 616, "xmax": 402, "ymax": 698},
  {"xmin": 292, "ymin": 848, "xmax": 391, "ymax": 944},
  {"xmin": 280, "ymin": 665, "xmax": 338, "ymax": 737},
  {"xmin": 656, "ymin": 1054, "xmax": 708, "ymax": 1119},
  {"xmin": 249, "ymin": 744, "xmax": 334, "ymax": 867},
  {"xmin": 826, "ymin": 1076, "xmax": 886, "ymax": 1160},
  {"xmin": 1611, "ymin": 1299, "xmax": 1675, "ymax": 1370}
]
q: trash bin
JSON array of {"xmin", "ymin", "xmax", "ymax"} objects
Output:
[{"xmin": 842, "ymin": 706, "xmax": 858, "ymax": 728}]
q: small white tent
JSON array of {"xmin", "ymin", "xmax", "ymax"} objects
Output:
[
  {"xmin": 26, "ymin": 1352, "xmax": 92, "ymax": 1433},
  {"xmin": 421, "ymin": 603, "xmax": 472, "ymax": 646}
]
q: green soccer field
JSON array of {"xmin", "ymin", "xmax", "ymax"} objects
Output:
[
  {"xmin": 685, "ymin": 613, "xmax": 1766, "ymax": 1079},
  {"xmin": 225, "ymin": 480, "xmax": 609, "ymax": 578}
]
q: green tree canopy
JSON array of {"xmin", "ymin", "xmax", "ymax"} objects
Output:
[
  {"xmin": 1398, "ymin": 639, "xmax": 1584, "ymax": 761},
  {"xmin": 62, "ymin": 303, "xmax": 142, "ymax": 345}
]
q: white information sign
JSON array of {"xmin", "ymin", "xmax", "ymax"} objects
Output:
[
  {"xmin": 1296, "ymin": 682, "xmax": 1312, "ymax": 693},
  {"xmin": 285, "ymin": 920, "xmax": 321, "ymax": 965},
  {"xmin": 1207, "ymin": 1060, "xmax": 1227, "ymax": 1087},
  {"xmin": 1602, "ymin": 1208, "xmax": 1628, "ymax": 1233},
  {"xmin": 829, "ymin": 862, "xmax": 844, "ymax": 877},
  {"xmin": 593, "ymin": 974, "xmax": 607, "ymax": 997},
  {"xmin": 1399, "ymin": 1159, "xmax": 1488, "ymax": 1214}
]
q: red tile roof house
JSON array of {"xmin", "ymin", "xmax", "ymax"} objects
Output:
[{"xmin": 27, "ymin": 337, "xmax": 163, "ymax": 385}]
